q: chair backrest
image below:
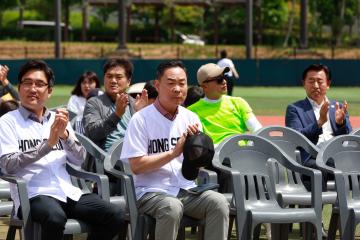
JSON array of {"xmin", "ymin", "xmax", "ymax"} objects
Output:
[
  {"xmin": 256, "ymin": 126, "xmax": 319, "ymax": 186},
  {"xmin": 318, "ymin": 135, "xmax": 360, "ymax": 200},
  {"xmin": 351, "ymin": 128, "xmax": 360, "ymax": 136},
  {"xmin": 214, "ymin": 134, "xmax": 292, "ymax": 202},
  {"xmin": 75, "ymin": 132, "xmax": 108, "ymax": 174},
  {"xmin": 104, "ymin": 140, "xmax": 143, "ymax": 240},
  {"xmin": 256, "ymin": 125, "xmax": 319, "ymax": 161}
]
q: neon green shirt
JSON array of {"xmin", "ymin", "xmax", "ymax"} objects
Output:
[{"xmin": 188, "ymin": 95, "xmax": 253, "ymax": 145}]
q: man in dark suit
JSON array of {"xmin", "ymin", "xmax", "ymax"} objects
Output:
[
  {"xmin": 286, "ymin": 63, "xmax": 352, "ymax": 238},
  {"xmin": 286, "ymin": 63, "xmax": 352, "ymax": 167}
]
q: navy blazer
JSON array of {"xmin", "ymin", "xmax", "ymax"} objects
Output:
[{"xmin": 285, "ymin": 98, "xmax": 352, "ymax": 164}]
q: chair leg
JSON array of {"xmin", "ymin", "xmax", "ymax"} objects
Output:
[
  {"xmin": 327, "ymin": 210, "xmax": 339, "ymax": 240},
  {"xmin": 176, "ymin": 226, "xmax": 185, "ymax": 240},
  {"xmin": 252, "ymin": 224, "xmax": 261, "ymax": 240},
  {"xmin": 6, "ymin": 226, "xmax": 17, "ymax": 240},
  {"xmin": 228, "ymin": 215, "xmax": 235, "ymax": 240}
]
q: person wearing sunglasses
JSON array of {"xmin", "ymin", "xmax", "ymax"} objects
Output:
[
  {"xmin": 188, "ymin": 63, "xmax": 270, "ymax": 238},
  {"xmin": 188, "ymin": 63, "xmax": 262, "ymax": 147}
]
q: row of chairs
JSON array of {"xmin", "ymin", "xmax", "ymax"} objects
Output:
[{"xmin": 1, "ymin": 126, "xmax": 360, "ymax": 239}]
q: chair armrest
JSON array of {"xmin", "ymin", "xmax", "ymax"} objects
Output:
[
  {"xmin": 66, "ymin": 162, "xmax": 110, "ymax": 201},
  {"xmin": 104, "ymin": 166, "xmax": 139, "ymax": 239},
  {"xmin": 197, "ymin": 168, "xmax": 218, "ymax": 185},
  {"xmin": 0, "ymin": 174, "xmax": 33, "ymax": 237}
]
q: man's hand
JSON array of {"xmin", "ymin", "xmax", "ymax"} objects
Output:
[
  {"xmin": 318, "ymin": 101, "xmax": 329, "ymax": 127},
  {"xmin": 0, "ymin": 65, "xmax": 10, "ymax": 86},
  {"xmin": 115, "ymin": 93, "xmax": 129, "ymax": 117},
  {"xmin": 172, "ymin": 124, "xmax": 200, "ymax": 158},
  {"xmin": 134, "ymin": 89, "xmax": 148, "ymax": 112},
  {"xmin": 335, "ymin": 100, "xmax": 348, "ymax": 125},
  {"xmin": 48, "ymin": 109, "xmax": 69, "ymax": 147}
]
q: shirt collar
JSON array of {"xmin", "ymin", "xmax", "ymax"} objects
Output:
[
  {"xmin": 307, "ymin": 96, "xmax": 328, "ymax": 109},
  {"xmin": 19, "ymin": 105, "xmax": 51, "ymax": 123},
  {"xmin": 203, "ymin": 96, "xmax": 223, "ymax": 103},
  {"xmin": 153, "ymin": 98, "xmax": 178, "ymax": 121}
]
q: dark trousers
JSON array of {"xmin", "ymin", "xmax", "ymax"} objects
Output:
[
  {"xmin": 29, "ymin": 194, "xmax": 124, "ymax": 240},
  {"xmin": 302, "ymin": 158, "xmax": 334, "ymax": 191}
]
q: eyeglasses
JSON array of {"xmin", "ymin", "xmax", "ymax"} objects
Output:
[
  {"xmin": 20, "ymin": 79, "xmax": 49, "ymax": 89},
  {"xmin": 203, "ymin": 75, "xmax": 225, "ymax": 84}
]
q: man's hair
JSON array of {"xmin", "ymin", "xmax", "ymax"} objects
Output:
[
  {"xmin": 0, "ymin": 99, "xmax": 19, "ymax": 117},
  {"xmin": 144, "ymin": 80, "xmax": 158, "ymax": 100},
  {"xmin": 103, "ymin": 58, "xmax": 133, "ymax": 80},
  {"xmin": 18, "ymin": 60, "xmax": 55, "ymax": 87},
  {"xmin": 71, "ymin": 71, "xmax": 100, "ymax": 97},
  {"xmin": 156, "ymin": 60, "xmax": 187, "ymax": 80},
  {"xmin": 183, "ymin": 86, "xmax": 204, "ymax": 107},
  {"xmin": 302, "ymin": 63, "xmax": 331, "ymax": 82},
  {"xmin": 220, "ymin": 50, "xmax": 227, "ymax": 59}
]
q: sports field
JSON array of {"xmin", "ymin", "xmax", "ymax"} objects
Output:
[{"xmin": 49, "ymin": 86, "xmax": 360, "ymax": 128}]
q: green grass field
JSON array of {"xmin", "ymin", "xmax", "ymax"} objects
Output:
[{"xmin": 48, "ymin": 86, "xmax": 360, "ymax": 116}]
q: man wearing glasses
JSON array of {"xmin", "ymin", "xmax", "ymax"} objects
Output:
[
  {"xmin": 188, "ymin": 63, "xmax": 262, "ymax": 146},
  {"xmin": 0, "ymin": 60, "xmax": 124, "ymax": 240}
]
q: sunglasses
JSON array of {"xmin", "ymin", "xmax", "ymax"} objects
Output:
[{"xmin": 203, "ymin": 75, "xmax": 225, "ymax": 84}]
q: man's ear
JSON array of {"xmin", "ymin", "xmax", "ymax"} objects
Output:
[
  {"xmin": 327, "ymin": 80, "xmax": 331, "ymax": 89},
  {"xmin": 47, "ymin": 87, "xmax": 53, "ymax": 98},
  {"xmin": 127, "ymin": 78, "xmax": 131, "ymax": 88},
  {"xmin": 154, "ymin": 79, "xmax": 160, "ymax": 92}
]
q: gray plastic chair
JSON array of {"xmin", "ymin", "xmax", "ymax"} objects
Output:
[
  {"xmin": 74, "ymin": 132, "xmax": 127, "ymax": 222},
  {"xmin": 104, "ymin": 140, "xmax": 207, "ymax": 240},
  {"xmin": 213, "ymin": 134, "xmax": 322, "ymax": 240},
  {"xmin": 0, "ymin": 177, "xmax": 13, "ymax": 216},
  {"xmin": 316, "ymin": 135, "xmax": 360, "ymax": 239},
  {"xmin": 256, "ymin": 126, "xmax": 337, "ymax": 206},
  {"xmin": 1, "ymin": 162, "xmax": 111, "ymax": 240},
  {"xmin": 351, "ymin": 128, "xmax": 360, "ymax": 136},
  {"xmin": 75, "ymin": 132, "xmax": 107, "ymax": 174}
]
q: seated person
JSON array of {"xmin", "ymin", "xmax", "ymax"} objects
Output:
[
  {"xmin": 188, "ymin": 63, "xmax": 262, "ymax": 146},
  {"xmin": 0, "ymin": 64, "xmax": 20, "ymax": 101},
  {"xmin": 0, "ymin": 60, "xmax": 124, "ymax": 240},
  {"xmin": 83, "ymin": 58, "xmax": 148, "ymax": 151},
  {"xmin": 121, "ymin": 60, "xmax": 229, "ymax": 240},
  {"xmin": 0, "ymin": 99, "xmax": 19, "ymax": 117},
  {"xmin": 144, "ymin": 80, "xmax": 158, "ymax": 105},
  {"xmin": 183, "ymin": 85, "xmax": 204, "ymax": 107},
  {"xmin": 286, "ymin": 63, "xmax": 352, "ymax": 166},
  {"xmin": 67, "ymin": 71, "xmax": 100, "ymax": 134},
  {"xmin": 127, "ymin": 82, "xmax": 146, "ymax": 99}
]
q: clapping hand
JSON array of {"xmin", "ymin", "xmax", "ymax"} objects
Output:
[
  {"xmin": 134, "ymin": 89, "xmax": 148, "ymax": 112},
  {"xmin": 115, "ymin": 93, "xmax": 129, "ymax": 117},
  {"xmin": 0, "ymin": 65, "xmax": 10, "ymax": 86},
  {"xmin": 335, "ymin": 100, "xmax": 348, "ymax": 125},
  {"xmin": 48, "ymin": 109, "xmax": 69, "ymax": 147}
]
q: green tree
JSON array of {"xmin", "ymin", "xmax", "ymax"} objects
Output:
[{"xmin": 0, "ymin": 0, "xmax": 18, "ymax": 27}]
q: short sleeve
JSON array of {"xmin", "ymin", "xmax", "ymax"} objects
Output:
[{"xmin": 120, "ymin": 112, "xmax": 148, "ymax": 160}]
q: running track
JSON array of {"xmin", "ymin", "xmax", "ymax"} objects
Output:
[{"xmin": 258, "ymin": 116, "xmax": 360, "ymax": 129}]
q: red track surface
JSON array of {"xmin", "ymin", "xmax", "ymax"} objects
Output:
[{"xmin": 258, "ymin": 116, "xmax": 360, "ymax": 128}]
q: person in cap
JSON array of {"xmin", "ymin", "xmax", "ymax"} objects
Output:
[
  {"xmin": 188, "ymin": 63, "xmax": 262, "ymax": 146},
  {"xmin": 83, "ymin": 58, "xmax": 148, "ymax": 152},
  {"xmin": 120, "ymin": 60, "xmax": 229, "ymax": 240},
  {"xmin": 127, "ymin": 82, "xmax": 146, "ymax": 99},
  {"xmin": 0, "ymin": 60, "xmax": 124, "ymax": 240},
  {"xmin": 217, "ymin": 50, "xmax": 239, "ymax": 96},
  {"xmin": 188, "ymin": 63, "xmax": 272, "ymax": 238}
]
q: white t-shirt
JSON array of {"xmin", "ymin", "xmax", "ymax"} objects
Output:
[
  {"xmin": 217, "ymin": 58, "xmax": 235, "ymax": 77},
  {"xmin": 121, "ymin": 104, "xmax": 201, "ymax": 199},
  {"xmin": 67, "ymin": 95, "xmax": 86, "ymax": 133},
  {"xmin": 0, "ymin": 109, "xmax": 83, "ymax": 213}
]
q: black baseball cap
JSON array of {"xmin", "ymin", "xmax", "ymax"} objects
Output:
[{"xmin": 182, "ymin": 132, "xmax": 215, "ymax": 180}]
